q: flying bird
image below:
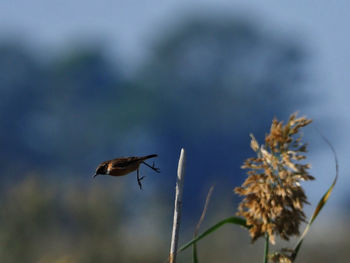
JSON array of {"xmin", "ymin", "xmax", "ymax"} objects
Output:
[{"xmin": 93, "ymin": 154, "xmax": 160, "ymax": 189}]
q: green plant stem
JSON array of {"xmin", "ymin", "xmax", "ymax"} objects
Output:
[{"xmin": 264, "ymin": 234, "xmax": 269, "ymax": 263}]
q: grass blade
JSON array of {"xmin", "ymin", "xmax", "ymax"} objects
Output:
[
  {"xmin": 179, "ymin": 216, "xmax": 249, "ymax": 252},
  {"xmin": 291, "ymin": 135, "xmax": 338, "ymax": 261}
]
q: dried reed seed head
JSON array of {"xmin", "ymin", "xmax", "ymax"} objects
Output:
[
  {"xmin": 250, "ymin": 134, "xmax": 260, "ymax": 152},
  {"xmin": 234, "ymin": 113, "xmax": 312, "ymax": 244},
  {"xmin": 270, "ymin": 252, "xmax": 292, "ymax": 263}
]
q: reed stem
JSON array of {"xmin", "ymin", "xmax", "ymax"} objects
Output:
[{"xmin": 169, "ymin": 148, "xmax": 186, "ymax": 263}]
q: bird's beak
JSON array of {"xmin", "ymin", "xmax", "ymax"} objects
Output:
[{"xmin": 93, "ymin": 174, "xmax": 98, "ymax": 178}]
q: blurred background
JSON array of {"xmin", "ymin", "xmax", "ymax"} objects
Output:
[{"xmin": 0, "ymin": 1, "xmax": 349, "ymax": 262}]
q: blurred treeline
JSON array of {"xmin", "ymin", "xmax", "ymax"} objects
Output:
[
  {"xmin": 1, "ymin": 15, "xmax": 347, "ymax": 262},
  {"xmin": 0, "ymin": 15, "xmax": 307, "ymax": 191}
]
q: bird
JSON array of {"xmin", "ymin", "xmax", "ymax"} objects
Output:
[{"xmin": 93, "ymin": 154, "xmax": 160, "ymax": 189}]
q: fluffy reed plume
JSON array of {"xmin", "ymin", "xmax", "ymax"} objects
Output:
[
  {"xmin": 270, "ymin": 249, "xmax": 294, "ymax": 263},
  {"xmin": 234, "ymin": 113, "xmax": 313, "ymax": 245}
]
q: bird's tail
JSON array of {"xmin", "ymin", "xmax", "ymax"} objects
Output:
[{"xmin": 141, "ymin": 154, "xmax": 158, "ymax": 160}]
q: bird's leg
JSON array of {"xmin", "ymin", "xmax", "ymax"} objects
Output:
[
  {"xmin": 142, "ymin": 161, "xmax": 160, "ymax": 173},
  {"xmin": 137, "ymin": 168, "xmax": 145, "ymax": 190}
]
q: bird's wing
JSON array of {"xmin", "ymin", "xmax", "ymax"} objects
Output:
[{"xmin": 110, "ymin": 157, "xmax": 141, "ymax": 168}]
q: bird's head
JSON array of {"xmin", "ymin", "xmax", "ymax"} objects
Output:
[{"xmin": 93, "ymin": 162, "xmax": 108, "ymax": 178}]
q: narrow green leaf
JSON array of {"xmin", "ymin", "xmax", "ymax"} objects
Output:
[
  {"xmin": 291, "ymin": 135, "xmax": 338, "ymax": 261},
  {"xmin": 179, "ymin": 216, "xmax": 249, "ymax": 252}
]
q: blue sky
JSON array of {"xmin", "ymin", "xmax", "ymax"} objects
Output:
[{"xmin": 0, "ymin": 0, "xmax": 349, "ymax": 209}]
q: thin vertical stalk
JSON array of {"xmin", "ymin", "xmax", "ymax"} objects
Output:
[
  {"xmin": 264, "ymin": 234, "xmax": 269, "ymax": 263},
  {"xmin": 169, "ymin": 148, "xmax": 186, "ymax": 263},
  {"xmin": 193, "ymin": 185, "xmax": 215, "ymax": 263}
]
